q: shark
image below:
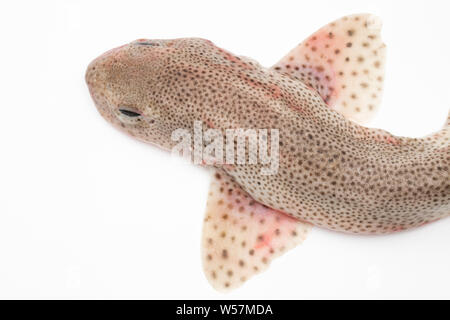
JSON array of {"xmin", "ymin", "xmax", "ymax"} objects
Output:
[{"xmin": 85, "ymin": 14, "xmax": 449, "ymax": 291}]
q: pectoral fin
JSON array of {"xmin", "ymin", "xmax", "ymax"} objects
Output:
[
  {"xmin": 272, "ymin": 13, "xmax": 386, "ymax": 125},
  {"xmin": 201, "ymin": 171, "xmax": 311, "ymax": 291}
]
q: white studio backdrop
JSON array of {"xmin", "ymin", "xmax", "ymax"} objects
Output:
[{"xmin": 0, "ymin": 0, "xmax": 449, "ymax": 299}]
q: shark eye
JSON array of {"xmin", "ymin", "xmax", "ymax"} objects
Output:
[
  {"xmin": 118, "ymin": 108, "xmax": 141, "ymax": 117},
  {"xmin": 134, "ymin": 40, "xmax": 159, "ymax": 47},
  {"xmin": 137, "ymin": 42, "xmax": 156, "ymax": 46}
]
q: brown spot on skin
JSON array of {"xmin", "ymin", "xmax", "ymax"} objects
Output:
[
  {"xmin": 346, "ymin": 42, "xmax": 352, "ymax": 48},
  {"xmin": 222, "ymin": 249, "xmax": 228, "ymax": 259},
  {"xmin": 347, "ymin": 29, "xmax": 355, "ymax": 36}
]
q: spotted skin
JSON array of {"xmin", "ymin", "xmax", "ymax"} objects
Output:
[
  {"xmin": 86, "ymin": 17, "xmax": 449, "ymax": 235},
  {"xmin": 202, "ymin": 172, "xmax": 311, "ymax": 291},
  {"xmin": 273, "ymin": 14, "xmax": 386, "ymax": 124}
]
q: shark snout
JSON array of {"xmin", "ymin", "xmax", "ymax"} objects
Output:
[
  {"xmin": 85, "ymin": 43, "xmax": 130, "ymax": 86},
  {"xmin": 85, "ymin": 60, "xmax": 98, "ymax": 90},
  {"xmin": 85, "ymin": 52, "xmax": 113, "ymax": 115}
]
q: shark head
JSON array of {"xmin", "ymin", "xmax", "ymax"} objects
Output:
[{"xmin": 85, "ymin": 38, "xmax": 220, "ymax": 150}]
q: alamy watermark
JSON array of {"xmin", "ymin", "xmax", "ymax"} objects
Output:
[{"xmin": 171, "ymin": 121, "xmax": 279, "ymax": 175}]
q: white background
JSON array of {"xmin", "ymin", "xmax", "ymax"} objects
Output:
[{"xmin": 1, "ymin": 0, "xmax": 449, "ymax": 299}]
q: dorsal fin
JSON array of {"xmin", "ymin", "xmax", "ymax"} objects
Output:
[{"xmin": 272, "ymin": 14, "xmax": 386, "ymax": 125}]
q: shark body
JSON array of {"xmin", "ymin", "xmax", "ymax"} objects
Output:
[{"xmin": 86, "ymin": 14, "xmax": 449, "ymax": 290}]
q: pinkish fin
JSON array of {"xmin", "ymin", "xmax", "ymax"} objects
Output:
[
  {"xmin": 424, "ymin": 110, "xmax": 450, "ymax": 148},
  {"xmin": 272, "ymin": 13, "xmax": 386, "ymax": 125},
  {"xmin": 202, "ymin": 171, "xmax": 311, "ymax": 291}
]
